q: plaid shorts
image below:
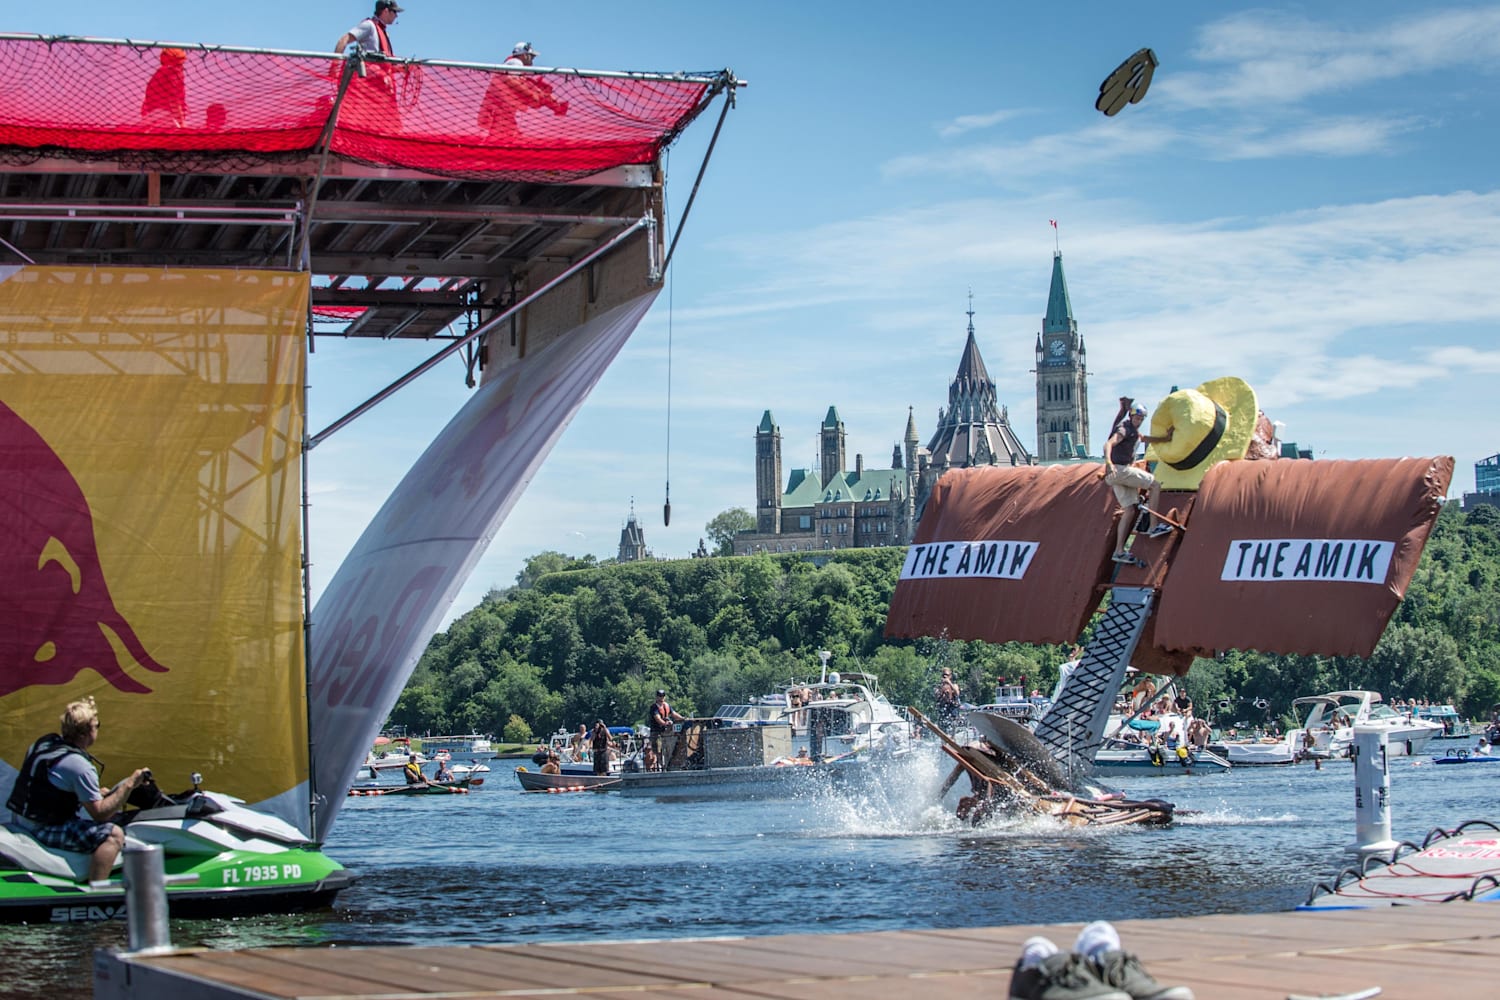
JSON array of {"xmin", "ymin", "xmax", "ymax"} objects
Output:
[{"xmin": 30, "ymin": 817, "xmax": 116, "ymax": 853}]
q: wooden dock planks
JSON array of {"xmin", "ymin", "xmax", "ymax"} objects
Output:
[{"xmin": 94, "ymin": 902, "xmax": 1500, "ymax": 999}]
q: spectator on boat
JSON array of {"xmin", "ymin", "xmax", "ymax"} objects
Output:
[
  {"xmin": 570, "ymin": 724, "xmax": 588, "ymax": 762},
  {"xmin": 1104, "ymin": 398, "xmax": 1176, "ymax": 563},
  {"xmin": 6, "ymin": 697, "xmax": 152, "ymax": 883},
  {"xmin": 934, "ymin": 669, "xmax": 962, "ymax": 729},
  {"xmin": 540, "ymin": 753, "xmax": 561, "ymax": 775},
  {"xmin": 402, "ymin": 754, "xmax": 428, "ymax": 786},
  {"xmin": 648, "ymin": 689, "xmax": 684, "ymax": 761},
  {"xmin": 433, "ymin": 757, "xmax": 454, "ymax": 783},
  {"xmin": 641, "ymin": 744, "xmax": 659, "ymax": 772},
  {"xmin": 590, "ymin": 720, "xmax": 612, "ymax": 776}
]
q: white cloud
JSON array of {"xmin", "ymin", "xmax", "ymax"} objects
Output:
[
  {"xmin": 884, "ymin": 120, "xmax": 1180, "ymax": 182},
  {"xmin": 1200, "ymin": 115, "xmax": 1424, "ymax": 159},
  {"xmin": 1160, "ymin": 7, "xmax": 1500, "ymax": 110},
  {"xmin": 936, "ymin": 109, "xmax": 1027, "ymax": 138}
]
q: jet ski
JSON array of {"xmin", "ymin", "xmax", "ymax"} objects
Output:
[{"xmin": 0, "ymin": 773, "xmax": 354, "ymax": 924}]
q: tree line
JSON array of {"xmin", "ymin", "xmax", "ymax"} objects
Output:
[{"xmin": 390, "ymin": 503, "xmax": 1500, "ymax": 743}]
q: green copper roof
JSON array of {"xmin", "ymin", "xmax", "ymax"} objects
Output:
[
  {"xmin": 758, "ymin": 410, "xmax": 776, "ymax": 433},
  {"xmin": 1043, "ymin": 251, "xmax": 1076, "ymax": 335},
  {"xmin": 780, "ymin": 467, "xmax": 905, "ymax": 507},
  {"xmin": 823, "ymin": 406, "xmax": 841, "ymax": 428}
]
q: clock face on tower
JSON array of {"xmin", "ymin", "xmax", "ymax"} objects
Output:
[{"xmin": 1048, "ymin": 339, "xmax": 1067, "ymax": 358}]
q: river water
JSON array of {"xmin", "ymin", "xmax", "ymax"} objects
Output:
[{"xmin": 5, "ymin": 751, "xmax": 1496, "ymax": 999}]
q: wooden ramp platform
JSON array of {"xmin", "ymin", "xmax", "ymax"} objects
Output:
[{"xmin": 93, "ymin": 902, "xmax": 1500, "ymax": 1000}]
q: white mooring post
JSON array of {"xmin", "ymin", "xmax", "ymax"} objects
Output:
[
  {"xmin": 121, "ymin": 842, "xmax": 173, "ymax": 955},
  {"xmin": 1346, "ymin": 724, "xmax": 1398, "ymax": 856}
]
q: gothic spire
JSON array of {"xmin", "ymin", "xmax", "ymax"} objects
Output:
[
  {"xmin": 1043, "ymin": 251, "xmax": 1077, "ymax": 336},
  {"xmin": 955, "ymin": 295, "xmax": 991, "ymax": 388}
]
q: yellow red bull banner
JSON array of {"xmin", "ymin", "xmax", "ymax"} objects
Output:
[{"xmin": 0, "ymin": 267, "xmax": 308, "ymax": 828}]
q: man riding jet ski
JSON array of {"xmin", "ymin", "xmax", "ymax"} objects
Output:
[
  {"xmin": 1, "ymin": 697, "xmax": 353, "ymax": 924},
  {"xmin": 6, "ymin": 696, "xmax": 151, "ymax": 883}
]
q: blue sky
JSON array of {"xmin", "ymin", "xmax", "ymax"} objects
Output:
[{"xmin": 17, "ymin": 3, "xmax": 1500, "ymax": 624}]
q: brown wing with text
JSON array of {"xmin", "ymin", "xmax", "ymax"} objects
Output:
[
  {"xmin": 1154, "ymin": 457, "xmax": 1452, "ymax": 657},
  {"xmin": 885, "ymin": 465, "xmax": 1117, "ymax": 645}
]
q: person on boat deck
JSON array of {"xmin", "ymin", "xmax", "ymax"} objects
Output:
[
  {"xmin": 648, "ymin": 690, "xmax": 684, "ymax": 766},
  {"xmin": 934, "ymin": 669, "xmax": 962, "ymax": 729},
  {"xmin": 540, "ymin": 753, "xmax": 561, "ymax": 775},
  {"xmin": 1103, "ymin": 398, "xmax": 1175, "ymax": 563},
  {"xmin": 590, "ymin": 720, "xmax": 613, "ymax": 776},
  {"xmin": 402, "ymin": 754, "xmax": 428, "ymax": 786},
  {"xmin": 6, "ymin": 697, "xmax": 152, "ymax": 883},
  {"xmin": 433, "ymin": 757, "xmax": 454, "ymax": 783},
  {"xmin": 570, "ymin": 724, "xmax": 588, "ymax": 762}
]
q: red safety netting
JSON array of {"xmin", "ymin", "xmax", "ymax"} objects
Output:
[{"xmin": 0, "ymin": 36, "xmax": 722, "ymax": 181}]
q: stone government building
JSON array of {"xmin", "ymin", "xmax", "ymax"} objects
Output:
[{"xmin": 733, "ymin": 253, "xmax": 1087, "ymax": 556}]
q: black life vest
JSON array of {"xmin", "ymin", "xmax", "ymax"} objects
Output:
[{"xmin": 6, "ymin": 734, "xmax": 88, "ymax": 825}]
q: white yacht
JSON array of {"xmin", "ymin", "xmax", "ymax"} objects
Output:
[
  {"xmin": 417, "ymin": 734, "xmax": 498, "ymax": 765},
  {"xmin": 1289, "ymin": 691, "xmax": 1443, "ymax": 758}
]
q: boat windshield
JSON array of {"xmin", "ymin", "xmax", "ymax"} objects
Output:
[{"xmin": 1296, "ymin": 700, "xmax": 1337, "ymax": 728}]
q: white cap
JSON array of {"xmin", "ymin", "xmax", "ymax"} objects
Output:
[{"xmin": 511, "ymin": 41, "xmax": 537, "ymax": 58}]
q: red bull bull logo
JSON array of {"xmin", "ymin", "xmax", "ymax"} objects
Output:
[{"xmin": 0, "ymin": 400, "xmax": 167, "ymax": 696}]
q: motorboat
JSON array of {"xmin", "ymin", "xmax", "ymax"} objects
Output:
[
  {"xmin": 1206, "ymin": 731, "xmax": 1300, "ymax": 767},
  {"xmin": 1091, "ymin": 744, "xmax": 1232, "ymax": 777},
  {"xmin": 786, "ymin": 670, "xmax": 916, "ymax": 759},
  {"xmin": 1288, "ymin": 691, "xmax": 1444, "ymax": 759},
  {"xmin": 1430, "ymin": 745, "xmax": 1498, "ymax": 765},
  {"xmin": 964, "ymin": 684, "xmax": 1050, "ymax": 726},
  {"xmin": 528, "ymin": 726, "xmax": 642, "ymax": 779},
  {"xmin": 514, "ymin": 767, "xmax": 621, "ymax": 792},
  {"xmin": 1408, "ymin": 705, "xmax": 1480, "ymax": 747},
  {"xmin": 0, "ymin": 775, "xmax": 352, "ymax": 924},
  {"xmin": 1097, "ymin": 699, "xmax": 1229, "ymax": 777},
  {"xmin": 415, "ymin": 734, "xmax": 499, "ymax": 765}
]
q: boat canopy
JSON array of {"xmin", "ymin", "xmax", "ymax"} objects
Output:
[{"xmin": 0, "ymin": 34, "xmax": 725, "ymax": 182}]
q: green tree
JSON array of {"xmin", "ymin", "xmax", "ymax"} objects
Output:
[
  {"xmin": 502, "ymin": 714, "xmax": 534, "ymax": 744},
  {"xmin": 705, "ymin": 507, "xmax": 754, "ymax": 556},
  {"xmin": 516, "ymin": 550, "xmax": 596, "ymax": 590}
]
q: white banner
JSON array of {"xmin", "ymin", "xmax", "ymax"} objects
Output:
[
  {"xmin": 305, "ymin": 290, "xmax": 657, "ymax": 840},
  {"xmin": 900, "ymin": 540, "xmax": 1039, "ymax": 581},
  {"xmin": 1219, "ymin": 539, "xmax": 1394, "ymax": 584}
]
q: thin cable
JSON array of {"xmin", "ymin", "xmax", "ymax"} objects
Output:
[{"xmin": 663, "ymin": 149, "xmax": 673, "ymax": 527}]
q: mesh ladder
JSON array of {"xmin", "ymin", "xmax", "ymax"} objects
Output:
[{"xmin": 1032, "ymin": 586, "xmax": 1154, "ymax": 780}]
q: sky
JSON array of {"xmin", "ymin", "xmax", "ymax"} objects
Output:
[{"xmin": 15, "ymin": 2, "xmax": 1500, "ymax": 626}]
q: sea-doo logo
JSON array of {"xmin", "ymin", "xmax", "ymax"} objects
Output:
[
  {"xmin": 1220, "ymin": 539, "xmax": 1394, "ymax": 584},
  {"xmin": 50, "ymin": 903, "xmax": 126, "ymax": 922},
  {"xmin": 900, "ymin": 540, "xmax": 1037, "ymax": 581}
]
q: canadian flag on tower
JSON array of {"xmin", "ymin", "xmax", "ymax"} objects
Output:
[{"xmin": 1049, "ymin": 219, "xmax": 1057, "ymax": 229}]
